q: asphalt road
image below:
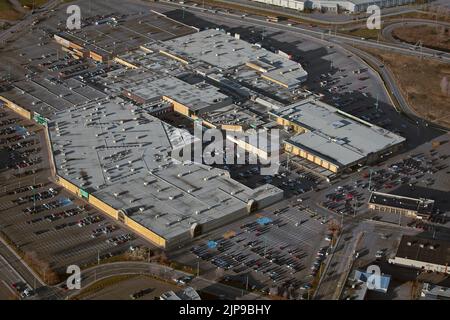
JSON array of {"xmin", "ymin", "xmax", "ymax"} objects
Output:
[
  {"xmin": 62, "ymin": 261, "xmax": 265, "ymax": 300},
  {"xmin": 0, "ymin": 253, "xmax": 25, "ymax": 289},
  {"xmin": 0, "ymin": 0, "xmax": 60, "ymax": 44},
  {"xmin": 154, "ymin": 1, "xmax": 450, "ymax": 63},
  {"xmin": 0, "ymin": 238, "xmax": 43, "ymax": 289},
  {"xmin": 197, "ymin": 0, "xmax": 424, "ymax": 25},
  {"xmin": 382, "ymin": 19, "xmax": 450, "ymax": 46},
  {"xmin": 342, "ymin": 44, "xmax": 448, "ymax": 133}
]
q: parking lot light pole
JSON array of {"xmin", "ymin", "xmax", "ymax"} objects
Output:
[
  {"xmin": 197, "ymin": 260, "xmax": 200, "ymax": 277},
  {"xmin": 246, "ymin": 275, "xmax": 249, "ymax": 291}
]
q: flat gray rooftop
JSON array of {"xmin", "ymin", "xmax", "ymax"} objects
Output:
[
  {"xmin": 49, "ymin": 97, "xmax": 282, "ymax": 242},
  {"xmin": 273, "ymin": 98, "xmax": 405, "ymax": 167},
  {"xmin": 124, "ymin": 73, "xmax": 231, "ymax": 112},
  {"xmin": 0, "ymin": 77, "xmax": 106, "ymax": 118},
  {"xmin": 161, "ymin": 29, "xmax": 308, "ymax": 88}
]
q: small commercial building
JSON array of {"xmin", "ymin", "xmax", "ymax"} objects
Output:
[
  {"xmin": 368, "ymin": 192, "xmax": 435, "ymax": 220},
  {"xmin": 389, "ymin": 235, "xmax": 450, "ymax": 274}
]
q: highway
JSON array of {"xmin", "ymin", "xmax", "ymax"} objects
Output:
[
  {"xmin": 192, "ymin": 0, "xmax": 424, "ymax": 25},
  {"xmin": 0, "ymin": 253, "xmax": 25, "ymax": 292},
  {"xmin": 0, "ymin": 238, "xmax": 44, "ymax": 289},
  {"xmin": 154, "ymin": 1, "xmax": 450, "ymax": 63},
  {"xmin": 0, "ymin": 236, "xmax": 65, "ymax": 300}
]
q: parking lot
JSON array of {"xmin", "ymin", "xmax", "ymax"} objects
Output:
[
  {"xmin": 0, "ymin": 107, "xmax": 147, "ymax": 284},
  {"xmin": 170, "ymin": 195, "xmax": 334, "ymax": 298},
  {"xmin": 316, "ymin": 134, "xmax": 450, "ymax": 230}
]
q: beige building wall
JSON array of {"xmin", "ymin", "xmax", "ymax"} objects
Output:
[
  {"xmin": 285, "ymin": 143, "xmax": 339, "ymax": 173},
  {"xmin": 0, "ymin": 96, "xmax": 32, "ymax": 120},
  {"xmin": 389, "ymin": 257, "xmax": 449, "ymax": 274}
]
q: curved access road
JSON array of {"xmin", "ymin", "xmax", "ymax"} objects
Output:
[
  {"xmin": 382, "ymin": 20, "xmax": 450, "ymax": 54},
  {"xmin": 59, "ymin": 261, "xmax": 265, "ymax": 300},
  {"xmin": 341, "ymin": 43, "xmax": 448, "ymax": 133},
  {"xmin": 153, "ymin": 1, "xmax": 450, "ymax": 64}
]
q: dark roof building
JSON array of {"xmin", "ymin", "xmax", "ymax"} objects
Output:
[
  {"xmin": 389, "ymin": 235, "xmax": 450, "ymax": 274},
  {"xmin": 368, "ymin": 191, "xmax": 434, "ymax": 219}
]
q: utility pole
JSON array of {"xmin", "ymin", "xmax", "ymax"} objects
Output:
[{"xmin": 197, "ymin": 260, "xmax": 200, "ymax": 277}]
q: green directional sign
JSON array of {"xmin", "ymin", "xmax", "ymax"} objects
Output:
[
  {"xmin": 79, "ymin": 189, "xmax": 89, "ymax": 199},
  {"xmin": 33, "ymin": 113, "xmax": 48, "ymax": 126}
]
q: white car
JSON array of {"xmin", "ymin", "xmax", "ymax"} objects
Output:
[{"xmin": 375, "ymin": 250, "xmax": 384, "ymax": 259}]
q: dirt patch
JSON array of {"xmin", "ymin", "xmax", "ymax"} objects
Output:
[
  {"xmin": 361, "ymin": 47, "xmax": 450, "ymax": 128},
  {"xmin": 392, "ymin": 24, "xmax": 450, "ymax": 52}
]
